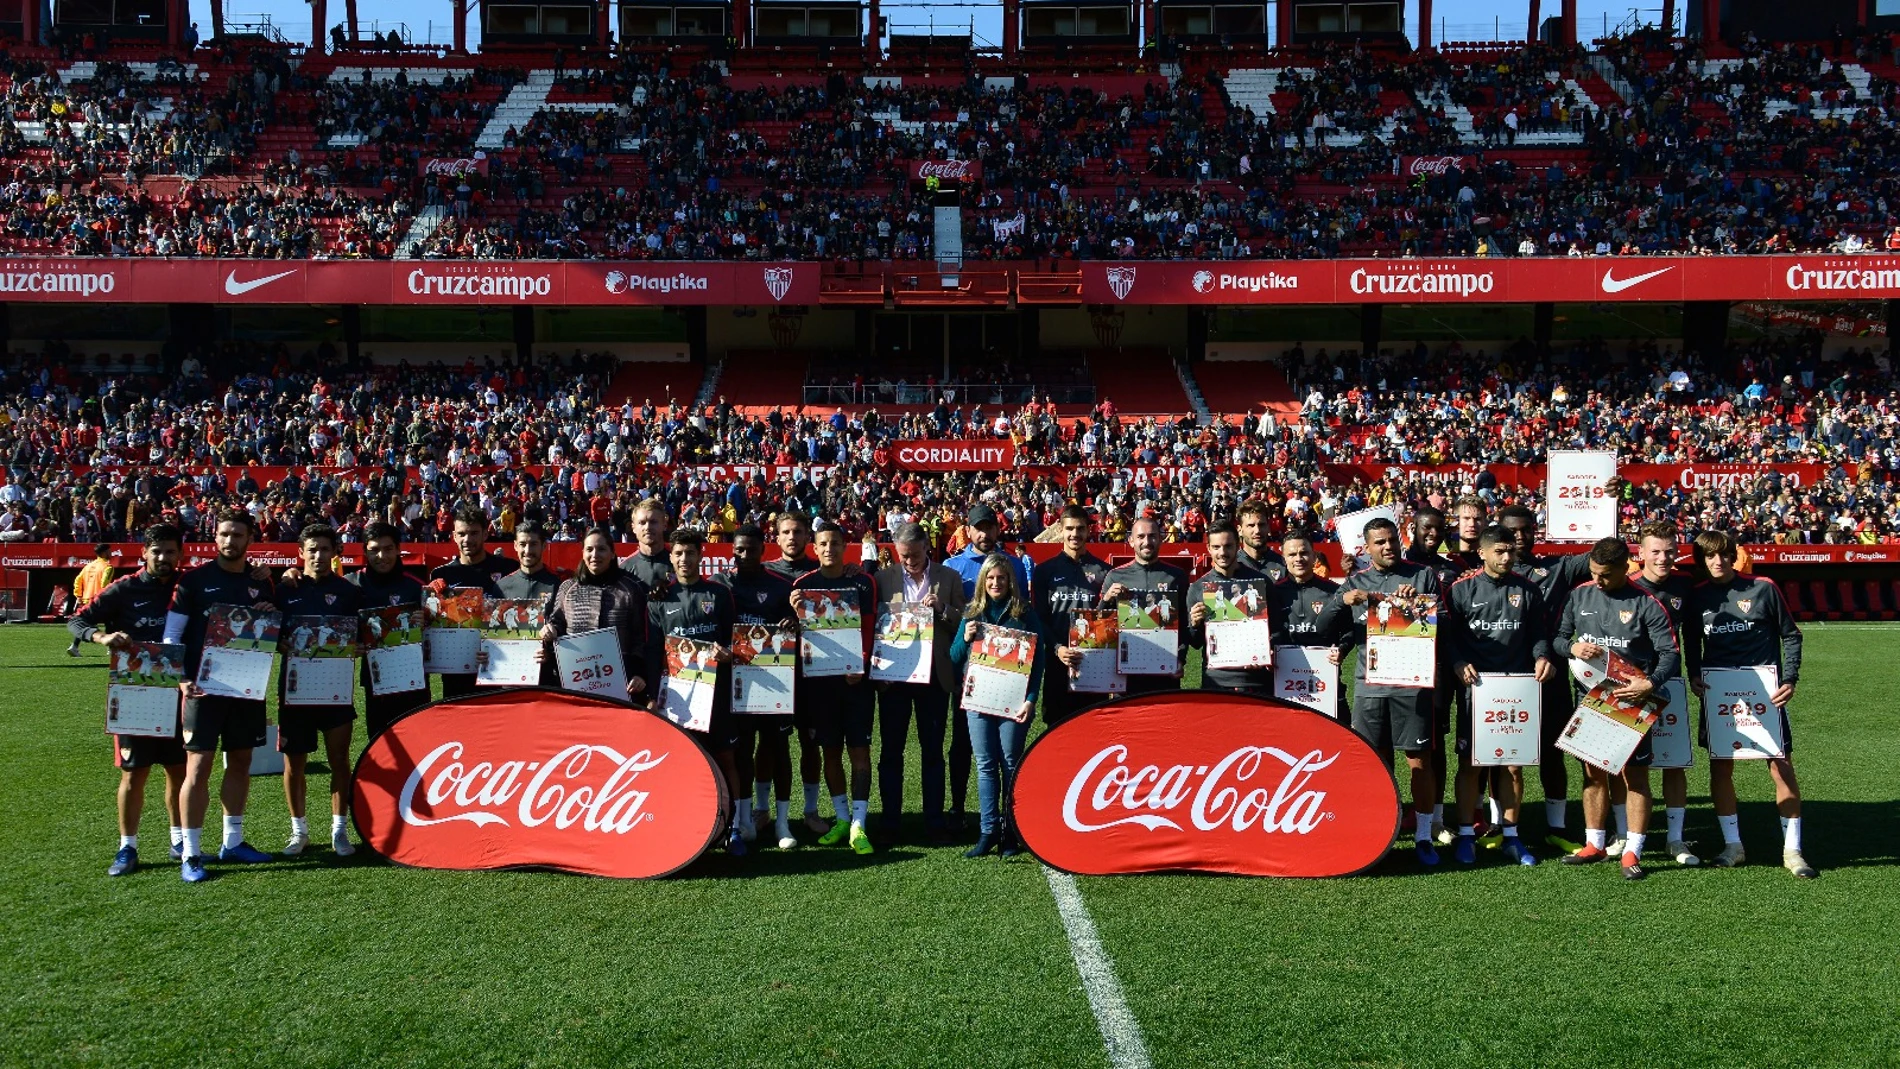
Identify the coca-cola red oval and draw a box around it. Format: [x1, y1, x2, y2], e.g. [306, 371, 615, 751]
[351, 690, 728, 878]
[1012, 692, 1399, 878]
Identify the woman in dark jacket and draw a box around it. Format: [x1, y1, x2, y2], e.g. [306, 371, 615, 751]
[949, 552, 1046, 858]
[542, 527, 651, 698]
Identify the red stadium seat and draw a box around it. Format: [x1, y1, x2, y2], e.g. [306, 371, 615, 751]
[1836, 580, 1871, 621]
[1805, 580, 1840, 621]
[1779, 580, 1810, 621]
[1860, 580, 1890, 620]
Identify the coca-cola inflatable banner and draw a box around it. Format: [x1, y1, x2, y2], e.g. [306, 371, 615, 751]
[1012, 692, 1399, 877]
[351, 690, 729, 878]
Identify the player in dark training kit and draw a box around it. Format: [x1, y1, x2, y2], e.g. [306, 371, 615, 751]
[621, 498, 677, 589]
[350, 522, 430, 738]
[1187, 522, 1279, 697]
[274, 524, 362, 858]
[1101, 517, 1189, 696]
[791, 522, 879, 855]
[1554, 538, 1680, 880]
[1033, 506, 1110, 727]
[1685, 530, 1812, 878]
[164, 509, 279, 883]
[1269, 534, 1345, 719]
[430, 506, 516, 698]
[648, 531, 746, 854]
[1630, 522, 1703, 867]
[497, 521, 564, 687]
[767, 511, 827, 827]
[721, 524, 800, 849]
[72, 524, 187, 876]
[1440, 525, 1551, 867]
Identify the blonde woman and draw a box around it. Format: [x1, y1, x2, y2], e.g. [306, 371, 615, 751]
[949, 553, 1046, 858]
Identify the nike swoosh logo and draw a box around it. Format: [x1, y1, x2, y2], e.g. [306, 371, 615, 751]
[1601, 266, 1674, 294]
[224, 269, 296, 296]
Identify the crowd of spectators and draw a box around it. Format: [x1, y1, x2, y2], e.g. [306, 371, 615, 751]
[0, 328, 1893, 552]
[6, 33, 1900, 258]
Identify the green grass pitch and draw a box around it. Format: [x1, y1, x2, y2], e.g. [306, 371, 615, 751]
[3, 623, 1897, 1068]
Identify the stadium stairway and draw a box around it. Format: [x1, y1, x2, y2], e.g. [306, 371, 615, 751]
[1189, 359, 1304, 423]
[1176, 361, 1213, 423]
[397, 206, 448, 259]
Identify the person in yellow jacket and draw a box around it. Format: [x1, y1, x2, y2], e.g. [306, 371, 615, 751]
[67, 544, 115, 655]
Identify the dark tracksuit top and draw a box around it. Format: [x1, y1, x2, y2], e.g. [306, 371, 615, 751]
[72, 570, 175, 644]
[499, 565, 565, 685]
[1631, 572, 1696, 637]
[1032, 551, 1110, 651]
[1186, 563, 1282, 691]
[1554, 580, 1681, 687]
[622, 549, 675, 591]
[766, 553, 817, 585]
[1335, 560, 1440, 700]
[1272, 574, 1346, 652]
[1240, 547, 1288, 583]
[1442, 568, 1552, 677]
[1684, 575, 1803, 684]
[166, 562, 278, 679]
[349, 566, 429, 702]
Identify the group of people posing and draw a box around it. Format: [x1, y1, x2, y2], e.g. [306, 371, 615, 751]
[71, 492, 1811, 883]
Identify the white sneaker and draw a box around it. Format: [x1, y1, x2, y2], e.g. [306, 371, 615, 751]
[1783, 850, 1817, 878]
[775, 820, 797, 850]
[1607, 837, 1627, 857]
[283, 833, 310, 856]
[736, 814, 758, 843]
[332, 831, 356, 857]
[1668, 840, 1701, 866]
[1433, 820, 1453, 846]
[1713, 842, 1747, 868]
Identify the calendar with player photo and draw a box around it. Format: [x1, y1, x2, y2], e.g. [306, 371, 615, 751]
[1364, 592, 1436, 688]
[478, 598, 548, 687]
[195, 604, 282, 699]
[659, 635, 721, 732]
[1116, 593, 1180, 676]
[1068, 608, 1126, 695]
[794, 589, 864, 677]
[360, 605, 427, 696]
[424, 586, 485, 674]
[870, 602, 934, 684]
[1556, 681, 1659, 774]
[1202, 581, 1273, 670]
[960, 624, 1038, 721]
[732, 623, 797, 713]
[282, 615, 359, 706]
[106, 641, 185, 737]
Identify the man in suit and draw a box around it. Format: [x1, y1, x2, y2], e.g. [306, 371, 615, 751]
[874, 522, 968, 844]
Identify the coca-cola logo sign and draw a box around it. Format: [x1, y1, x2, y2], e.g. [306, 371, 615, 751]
[910, 159, 981, 182]
[351, 690, 728, 878]
[1012, 692, 1399, 877]
[1398, 154, 1476, 176]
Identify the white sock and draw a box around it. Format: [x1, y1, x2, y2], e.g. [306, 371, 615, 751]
[1666, 806, 1687, 841]
[775, 800, 790, 825]
[1486, 796, 1502, 825]
[1784, 817, 1803, 853]
[1585, 827, 1607, 850]
[290, 816, 308, 838]
[736, 799, 753, 827]
[803, 783, 821, 814]
[851, 799, 868, 825]
[331, 814, 349, 835]
[1501, 825, 1519, 838]
[1612, 804, 1628, 839]
[1718, 813, 1742, 844]
[754, 779, 771, 812]
[222, 815, 244, 851]
[831, 794, 849, 825]
[1545, 799, 1567, 830]
[1414, 812, 1434, 842]
[183, 827, 203, 858]
[169, 826, 184, 847]
[120, 834, 138, 850]
[1626, 832, 1647, 858]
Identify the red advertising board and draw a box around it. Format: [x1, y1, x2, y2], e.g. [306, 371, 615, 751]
[890, 439, 1018, 470]
[351, 689, 728, 878]
[1012, 691, 1400, 877]
[9, 255, 1900, 306]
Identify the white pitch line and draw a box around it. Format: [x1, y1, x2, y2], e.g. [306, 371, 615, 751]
[1043, 867, 1154, 1069]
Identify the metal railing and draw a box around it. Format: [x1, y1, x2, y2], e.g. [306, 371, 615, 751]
[803, 382, 1091, 406]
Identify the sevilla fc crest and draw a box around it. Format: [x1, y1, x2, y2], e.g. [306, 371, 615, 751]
[325, 594, 338, 605]
[764, 267, 794, 302]
[1310, 600, 1323, 614]
[1618, 610, 1633, 624]
[1670, 596, 1682, 610]
[1737, 599, 1753, 613]
[1106, 266, 1138, 301]
[247, 587, 260, 598]
[1508, 593, 1522, 608]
